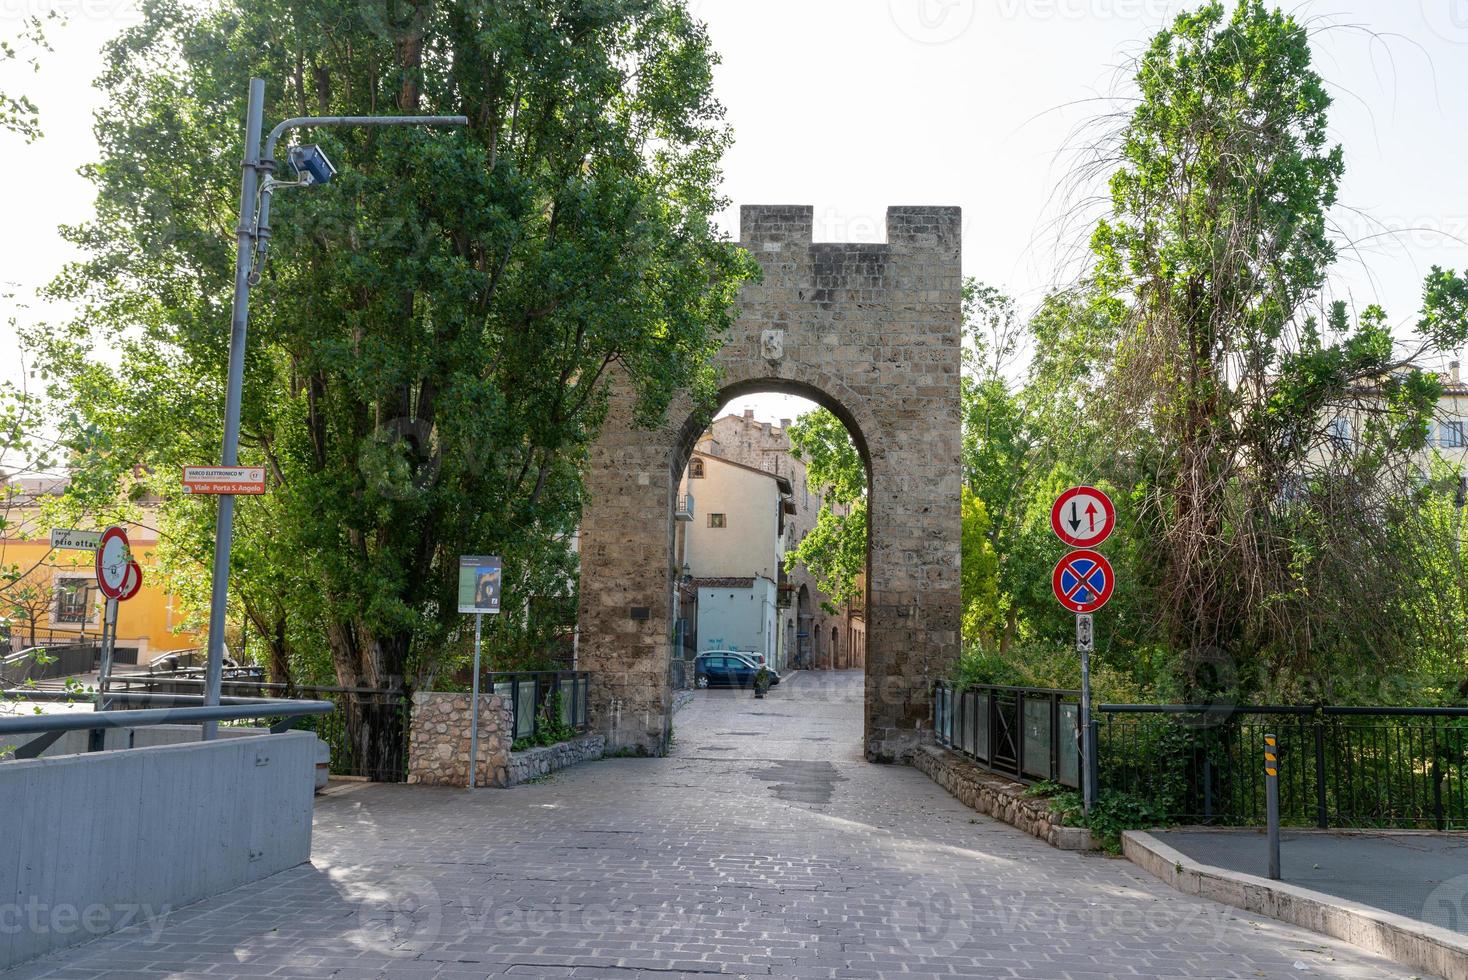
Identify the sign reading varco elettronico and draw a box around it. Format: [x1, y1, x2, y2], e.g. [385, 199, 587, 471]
[182, 466, 267, 494]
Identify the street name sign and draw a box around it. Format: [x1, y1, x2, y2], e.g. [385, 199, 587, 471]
[50, 529, 101, 550]
[1051, 549, 1115, 614]
[182, 466, 267, 495]
[1050, 486, 1115, 548]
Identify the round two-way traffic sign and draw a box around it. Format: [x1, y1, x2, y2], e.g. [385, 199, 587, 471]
[95, 526, 132, 600]
[1052, 549, 1115, 613]
[1050, 486, 1116, 548]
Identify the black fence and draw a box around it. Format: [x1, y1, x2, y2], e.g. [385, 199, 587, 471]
[483, 671, 590, 745]
[1097, 704, 1468, 830]
[105, 673, 411, 782]
[1, 642, 140, 685]
[932, 680, 1082, 789]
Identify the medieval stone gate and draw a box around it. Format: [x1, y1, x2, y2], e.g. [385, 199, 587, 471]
[578, 205, 962, 762]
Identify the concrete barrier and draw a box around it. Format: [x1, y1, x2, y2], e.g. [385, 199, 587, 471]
[1123, 830, 1468, 980]
[0, 731, 318, 970]
[6, 723, 331, 791]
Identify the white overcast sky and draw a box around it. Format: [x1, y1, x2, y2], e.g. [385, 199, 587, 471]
[2, 0, 1466, 426]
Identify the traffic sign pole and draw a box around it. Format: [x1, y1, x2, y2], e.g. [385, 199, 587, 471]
[1052, 487, 1118, 816]
[1076, 613, 1095, 815]
[468, 612, 483, 791]
[87, 597, 119, 752]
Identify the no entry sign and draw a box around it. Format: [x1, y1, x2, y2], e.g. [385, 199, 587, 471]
[1051, 549, 1115, 614]
[95, 526, 133, 600]
[1050, 486, 1115, 548]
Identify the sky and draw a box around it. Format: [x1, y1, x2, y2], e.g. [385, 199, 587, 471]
[2, 0, 1466, 429]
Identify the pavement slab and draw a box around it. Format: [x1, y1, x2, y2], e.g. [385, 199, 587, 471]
[1, 671, 1435, 979]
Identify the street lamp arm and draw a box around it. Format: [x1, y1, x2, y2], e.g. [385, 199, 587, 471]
[263, 115, 470, 160]
[249, 113, 470, 285]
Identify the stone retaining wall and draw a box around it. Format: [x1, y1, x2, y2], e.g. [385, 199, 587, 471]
[505, 732, 606, 784]
[912, 744, 1094, 851]
[408, 692, 606, 788]
[408, 691, 512, 788]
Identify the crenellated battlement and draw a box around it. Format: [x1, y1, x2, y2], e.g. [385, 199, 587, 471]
[739, 204, 961, 255]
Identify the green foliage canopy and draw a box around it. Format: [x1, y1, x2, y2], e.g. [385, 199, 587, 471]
[31, 0, 755, 729]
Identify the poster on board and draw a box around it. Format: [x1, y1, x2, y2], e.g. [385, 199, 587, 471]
[457, 555, 502, 614]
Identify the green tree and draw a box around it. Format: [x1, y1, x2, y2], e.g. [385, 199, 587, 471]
[785, 408, 865, 612]
[32, 0, 754, 773]
[959, 486, 1000, 644]
[1091, 0, 1468, 690]
[0, 12, 58, 142]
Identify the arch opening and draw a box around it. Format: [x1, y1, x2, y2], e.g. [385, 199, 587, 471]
[670, 386, 869, 687]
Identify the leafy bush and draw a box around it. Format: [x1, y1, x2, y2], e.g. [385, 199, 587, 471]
[510, 692, 578, 752]
[1050, 788, 1173, 854]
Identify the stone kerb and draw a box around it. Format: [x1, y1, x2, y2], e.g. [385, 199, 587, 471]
[407, 691, 512, 788]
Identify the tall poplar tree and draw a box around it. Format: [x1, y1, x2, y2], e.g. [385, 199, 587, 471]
[33, 0, 754, 773]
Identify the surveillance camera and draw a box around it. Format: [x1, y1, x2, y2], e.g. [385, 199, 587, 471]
[288, 144, 336, 186]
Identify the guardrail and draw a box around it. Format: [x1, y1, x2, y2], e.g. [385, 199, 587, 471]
[100, 674, 409, 781]
[1096, 703, 1468, 830]
[932, 680, 1082, 789]
[483, 671, 590, 745]
[0, 689, 333, 760]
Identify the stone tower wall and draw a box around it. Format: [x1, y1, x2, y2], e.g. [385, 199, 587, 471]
[579, 205, 963, 762]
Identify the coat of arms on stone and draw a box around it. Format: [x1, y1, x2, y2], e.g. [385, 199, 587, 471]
[760, 329, 785, 362]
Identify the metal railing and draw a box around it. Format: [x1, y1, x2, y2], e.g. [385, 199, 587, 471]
[483, 671, 590, 745]
[1097, 704, 1468, 830]
[675, 493, 694, 521]
[0, 689, 333, 759]
[102, 674, 410, 782]
[669, 657, 692, 691]
[1, 643, 106, 685]
[933, 680, 1082, 789]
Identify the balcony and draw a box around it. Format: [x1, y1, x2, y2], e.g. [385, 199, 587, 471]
[674, 492, 694, 522]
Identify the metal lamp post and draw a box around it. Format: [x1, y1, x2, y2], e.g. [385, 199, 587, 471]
[201, 78, 467, 737]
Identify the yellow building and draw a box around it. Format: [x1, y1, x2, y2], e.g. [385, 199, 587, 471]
[0, 476, 200, 663]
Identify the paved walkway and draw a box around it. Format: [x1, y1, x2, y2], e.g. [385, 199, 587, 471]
[1154, 828, 1468, 934]
[3, 671, 1432, 979]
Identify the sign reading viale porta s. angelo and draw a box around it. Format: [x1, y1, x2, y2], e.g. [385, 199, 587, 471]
[182, 466, 267, 494]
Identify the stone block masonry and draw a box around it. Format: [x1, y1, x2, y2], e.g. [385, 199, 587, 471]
[912, 744, 1096, 851]
[407, 692, 606, 787]
[505, 732, 606, 784]
[580, 205, 963, 762]
[407, 692, 511, 788]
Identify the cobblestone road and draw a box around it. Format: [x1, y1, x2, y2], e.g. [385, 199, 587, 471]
[4, 671, 1430, 979]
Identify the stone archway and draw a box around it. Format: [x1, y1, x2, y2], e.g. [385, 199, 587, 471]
[578, 205, 962, 762]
